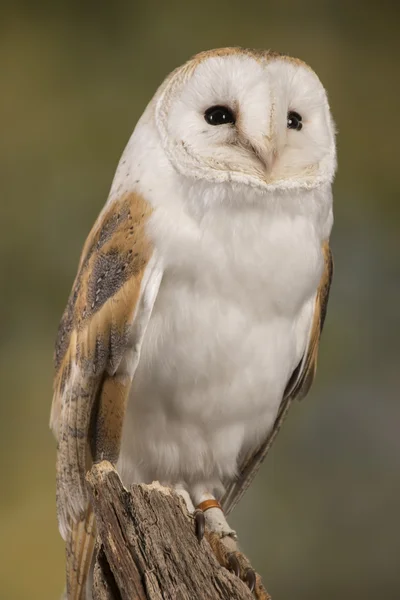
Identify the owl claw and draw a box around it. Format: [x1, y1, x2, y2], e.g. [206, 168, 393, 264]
[244, 568, 256, 593]
[227, 552, 241, 578]
[194, 509, 205, 542]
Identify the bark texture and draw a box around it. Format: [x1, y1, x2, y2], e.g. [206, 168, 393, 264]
[86, 461, 270, 600]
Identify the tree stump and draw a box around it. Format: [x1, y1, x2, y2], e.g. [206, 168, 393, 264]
[86, 461, 270, 600]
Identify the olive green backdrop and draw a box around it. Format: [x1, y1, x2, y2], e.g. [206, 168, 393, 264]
[1, 1, 399, 599]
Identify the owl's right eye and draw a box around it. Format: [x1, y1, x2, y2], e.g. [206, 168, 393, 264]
[204, 106, 235, 126]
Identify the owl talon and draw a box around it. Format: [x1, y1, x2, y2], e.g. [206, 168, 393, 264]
[244, 568, 256, 593]
[227, 552, 241, 578]
[194, 509, 205, 542]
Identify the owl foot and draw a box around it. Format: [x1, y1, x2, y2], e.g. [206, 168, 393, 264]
[194, 498, 232, 542]
[175, 486, 269, 598]
[196, 498, 237, 539]
[206, 531, 270, 600]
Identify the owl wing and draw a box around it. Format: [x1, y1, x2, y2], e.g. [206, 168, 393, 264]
[50, 191, 162, 600]
[221, 241, 333, 515]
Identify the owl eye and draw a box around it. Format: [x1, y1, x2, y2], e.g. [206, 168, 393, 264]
[204, 105, 235, 126]
[287, 111, 303, 131]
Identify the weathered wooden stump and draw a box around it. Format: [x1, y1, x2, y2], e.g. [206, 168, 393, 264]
[86, 461, 270, 600]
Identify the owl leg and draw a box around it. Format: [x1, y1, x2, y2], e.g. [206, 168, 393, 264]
[172, 485, 268, 598]
[173, 485, 233, 545]
[189, 488, 268, 598]
[191, 488, 237, 540]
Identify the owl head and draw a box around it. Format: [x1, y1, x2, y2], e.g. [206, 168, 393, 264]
[152, 48, 336, 194]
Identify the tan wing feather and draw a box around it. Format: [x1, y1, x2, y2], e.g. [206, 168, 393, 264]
[51, 192, 158, 599]
[221, 241, 333, 515]
[65, 507, 96, 600]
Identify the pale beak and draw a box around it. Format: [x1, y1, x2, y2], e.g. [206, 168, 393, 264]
[248, 135, 275, 173]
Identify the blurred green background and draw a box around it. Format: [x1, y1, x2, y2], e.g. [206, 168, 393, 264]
[1, 1, 399, 599]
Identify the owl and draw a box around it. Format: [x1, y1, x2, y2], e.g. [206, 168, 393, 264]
[51, 47, 336, 599]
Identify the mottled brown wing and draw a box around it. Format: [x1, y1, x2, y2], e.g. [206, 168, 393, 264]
[50, 192, 162, 600]
[221, 241, 333, 515]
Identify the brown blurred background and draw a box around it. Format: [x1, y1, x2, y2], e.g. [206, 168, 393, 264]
[0, 1, 399, 599]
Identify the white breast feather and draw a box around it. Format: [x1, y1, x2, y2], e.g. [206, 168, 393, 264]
[116, 126, 331, 492]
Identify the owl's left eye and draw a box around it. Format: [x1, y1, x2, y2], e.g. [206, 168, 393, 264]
[287, 111, 303, 131]
[204, 106, 235, 126]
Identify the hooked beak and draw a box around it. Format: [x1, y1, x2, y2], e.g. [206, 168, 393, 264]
[248, 136, 276, 173]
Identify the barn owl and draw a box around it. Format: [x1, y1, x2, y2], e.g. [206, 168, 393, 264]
[51, 47, 336, 599]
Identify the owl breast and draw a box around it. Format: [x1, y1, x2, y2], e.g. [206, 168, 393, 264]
[119, 194, 326, 490]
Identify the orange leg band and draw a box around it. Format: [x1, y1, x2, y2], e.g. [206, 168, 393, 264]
[196, 499, 223, 513]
